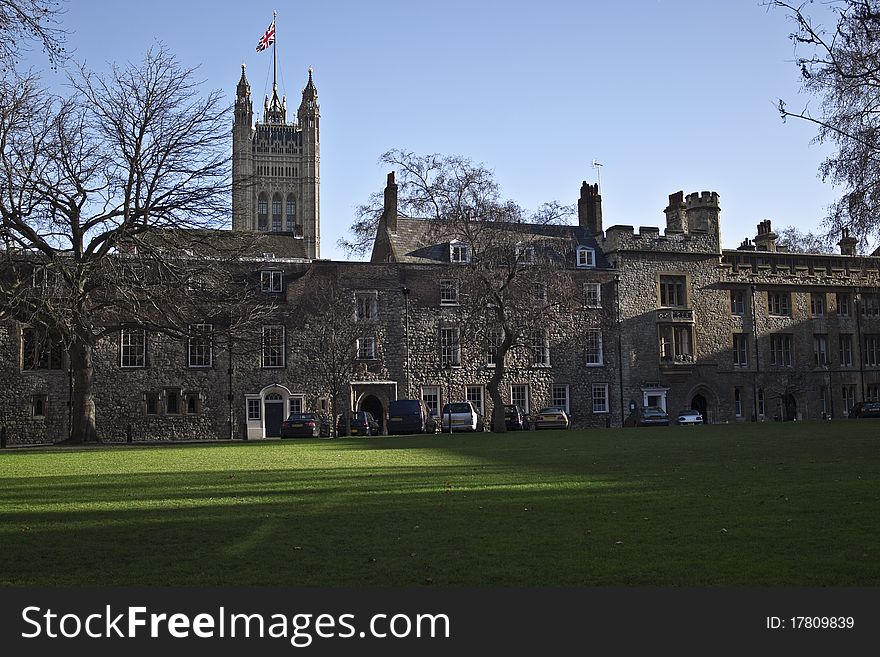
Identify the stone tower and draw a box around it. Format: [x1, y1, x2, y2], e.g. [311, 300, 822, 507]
[232, 64, 321, 258]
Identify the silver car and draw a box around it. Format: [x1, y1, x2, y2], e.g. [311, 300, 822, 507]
[676, 409, 703, 425]
[440, 402, 483, 432]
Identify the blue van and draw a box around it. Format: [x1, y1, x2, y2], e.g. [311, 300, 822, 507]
[387, 399, 439, 435]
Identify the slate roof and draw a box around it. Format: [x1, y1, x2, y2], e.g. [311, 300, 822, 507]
[383, 217, 612, 268]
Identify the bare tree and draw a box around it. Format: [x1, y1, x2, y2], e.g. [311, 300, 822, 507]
[776, 224, 835, 253]
[349, 150, 581, 432]
[771, 0, 880, 249]
[293, 277, 366, 436]
[0, 47, 270, 443]
[0, 0, 67, 72]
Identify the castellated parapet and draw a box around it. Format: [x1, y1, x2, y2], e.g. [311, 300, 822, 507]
[602, 190, 722, 256]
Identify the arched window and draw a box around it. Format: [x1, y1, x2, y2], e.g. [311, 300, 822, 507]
[286, 194, 296, 232]
[257, 195, 268, 231]
[272, 194, 282, 232]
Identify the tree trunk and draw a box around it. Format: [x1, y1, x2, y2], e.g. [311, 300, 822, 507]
[487, 358, 508, 433]
[66, 339, 98, 444]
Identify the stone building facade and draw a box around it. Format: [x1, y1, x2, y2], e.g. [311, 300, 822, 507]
[3, 63, 880, 445]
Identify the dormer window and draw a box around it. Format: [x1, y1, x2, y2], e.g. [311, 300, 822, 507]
[576, 246, 596, 268]
[450, 242, 470, 264]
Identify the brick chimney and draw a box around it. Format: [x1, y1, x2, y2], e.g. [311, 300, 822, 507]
[754, 219, 777, 252]
[382, 171, 398, 233]
[838, 227, 858, 256]
[577, 182, 603, 235]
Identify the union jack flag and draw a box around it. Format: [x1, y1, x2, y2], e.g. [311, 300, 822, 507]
[256, 18, 275, 52]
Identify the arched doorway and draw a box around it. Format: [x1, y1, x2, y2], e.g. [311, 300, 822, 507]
[361, 395, 384, 433]
[691, 394, 708, 424]
[264, 392, 284, 437]
[782, 394, 797, 421]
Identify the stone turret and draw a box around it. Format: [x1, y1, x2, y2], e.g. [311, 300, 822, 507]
[577, 182, 603, 235]
[382, 171, 398, 233]
[664, 191, 687, 233]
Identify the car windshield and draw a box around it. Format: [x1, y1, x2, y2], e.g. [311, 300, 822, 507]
[443, 403, 472, 413]
[679, 410, 699, 416]
[539, 407, 564, 414]
[644, 408, 666, 416]
[287, 413, 314, 420]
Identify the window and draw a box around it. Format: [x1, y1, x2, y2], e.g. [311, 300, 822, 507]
[271, 194, 282, 232]
[247, 398, 261, 421]
[357, 336, 376, 360]
[531, 329, 550, 366]
[734, 387, 743, 418]
[286, 194, 296, 232]
[659, 325, 693, 363]
[584, 282, 601, 308]
[810, 293, 825, 316]
[770, 334, 793, 366]
[440, 279, 458, 305]
[289, 396, 304, 415]
[261, 325, 285, 368]
[31, 394, 47, 418]
[758, 388, 766, 417]
[261, 270, 283, 293]
[450, 242, 470, 263]
[864, 334, 880, 366]
[188, 324, 213, 368]
[862, 294, 880, 317]
[730, 290, 745, 316]
[487, 329, 500, 367]
[21, 328, 63, 370]
[517, 244, 535, 264]
[585, 329, 603, 366]
[842, 385, 856, 415]
[466, 385, 484, 415]
[165, 389, 181, 415]
[576, 246, 596, 268]
[768, 291, 791, 316]
[422, 386, 441, 417]
[592, 383, 609, 414]
[837, 293, 851, 317]
[733, 334, 748, 367]
[120, 328, 146, 368]
[820, 386, 829, 416]
[355, 292, 378, 321]
[866, 384, 880, 402]
[813, 334, 828, 366]
[144, 391, 160, 415]
[185, 392, 201, 415]
[839, 334, 854, 367]
[511, 384, 530, 413]
[659, 275, 686, 307]
[440, 327, 461, 367]
[552, 384, 570, 413]
[257, 195, 268, 230]
[533, 282, 548, 303]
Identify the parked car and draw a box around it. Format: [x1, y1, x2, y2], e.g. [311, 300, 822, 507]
[387, 399, 440, 435]
[638, 406, 670, 427]
[849, 401, 880, 419]
[533, 406, 570, 430]
[337, 411, 380, 436]
[676, 409, 703, 425]
[280, 412, 332, 438]
[503, 404, 531, 431]
[440, 401, 483, 432]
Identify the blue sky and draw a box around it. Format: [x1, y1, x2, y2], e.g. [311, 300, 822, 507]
[24, 0, 840, 260]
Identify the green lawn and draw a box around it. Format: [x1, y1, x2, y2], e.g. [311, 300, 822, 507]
[1, 422, 878, 586]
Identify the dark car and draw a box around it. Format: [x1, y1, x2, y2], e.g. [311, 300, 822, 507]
[849, 401, 880, 418]
[638, 406, 670, 427]
[387, 399, 439, 435]
[503, 404, 530, 430]
[337, 411, 380, 436]
[280, 412, 332, 438]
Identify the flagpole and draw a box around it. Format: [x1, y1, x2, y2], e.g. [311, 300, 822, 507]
[272, 9, 277, 93]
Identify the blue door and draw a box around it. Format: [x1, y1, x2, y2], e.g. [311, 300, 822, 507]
[265, 402, 284, 437]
